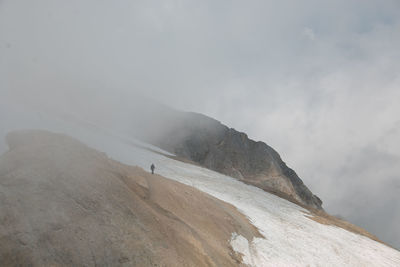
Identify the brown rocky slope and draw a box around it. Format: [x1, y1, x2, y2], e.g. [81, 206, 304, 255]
[0, 130, 261, 266]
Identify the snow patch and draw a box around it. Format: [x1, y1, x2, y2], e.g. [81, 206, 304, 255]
[230, 233, 254, 266]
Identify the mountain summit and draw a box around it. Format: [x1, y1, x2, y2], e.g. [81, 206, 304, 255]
[131, 104, 322, 209]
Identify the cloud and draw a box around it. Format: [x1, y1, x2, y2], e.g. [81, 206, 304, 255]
[327, 145, 400, 247]
[303, 27, 316, 41]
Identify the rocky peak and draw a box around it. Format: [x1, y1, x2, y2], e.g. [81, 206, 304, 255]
[134, 110, 323, 210]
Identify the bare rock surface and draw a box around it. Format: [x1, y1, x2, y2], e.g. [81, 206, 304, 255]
[133, 106, 322, 209]
[0, 130, 260, 266]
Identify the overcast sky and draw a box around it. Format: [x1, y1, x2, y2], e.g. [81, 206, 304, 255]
[1, 0, 399, 249]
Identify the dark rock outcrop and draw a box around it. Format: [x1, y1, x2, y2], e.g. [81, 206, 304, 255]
[134, 109, 322, 210]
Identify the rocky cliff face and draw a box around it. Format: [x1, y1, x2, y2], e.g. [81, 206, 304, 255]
[134, 110, 322, 210]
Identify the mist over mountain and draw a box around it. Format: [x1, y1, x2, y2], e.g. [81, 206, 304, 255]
[0, 89, 400, 265]
[1, 0, 400, 258]
[2, 85, 400, 250]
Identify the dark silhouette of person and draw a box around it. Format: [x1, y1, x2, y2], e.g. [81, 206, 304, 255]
[150, 163, 155, 174]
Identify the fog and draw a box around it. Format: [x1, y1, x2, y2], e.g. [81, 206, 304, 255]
[1, 0, 399, 249]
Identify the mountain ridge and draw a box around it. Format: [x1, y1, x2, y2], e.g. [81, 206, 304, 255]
[1, 128, 399, 266]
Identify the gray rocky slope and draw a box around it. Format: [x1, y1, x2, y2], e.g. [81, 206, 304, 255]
[130, 103, 322, 210]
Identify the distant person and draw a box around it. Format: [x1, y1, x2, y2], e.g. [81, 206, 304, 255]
[150, 163, 155, 174]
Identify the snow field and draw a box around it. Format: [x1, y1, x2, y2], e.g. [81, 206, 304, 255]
[1, 105, 399, 266]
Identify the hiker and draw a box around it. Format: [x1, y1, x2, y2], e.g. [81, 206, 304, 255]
[150, 163, 155, 174]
